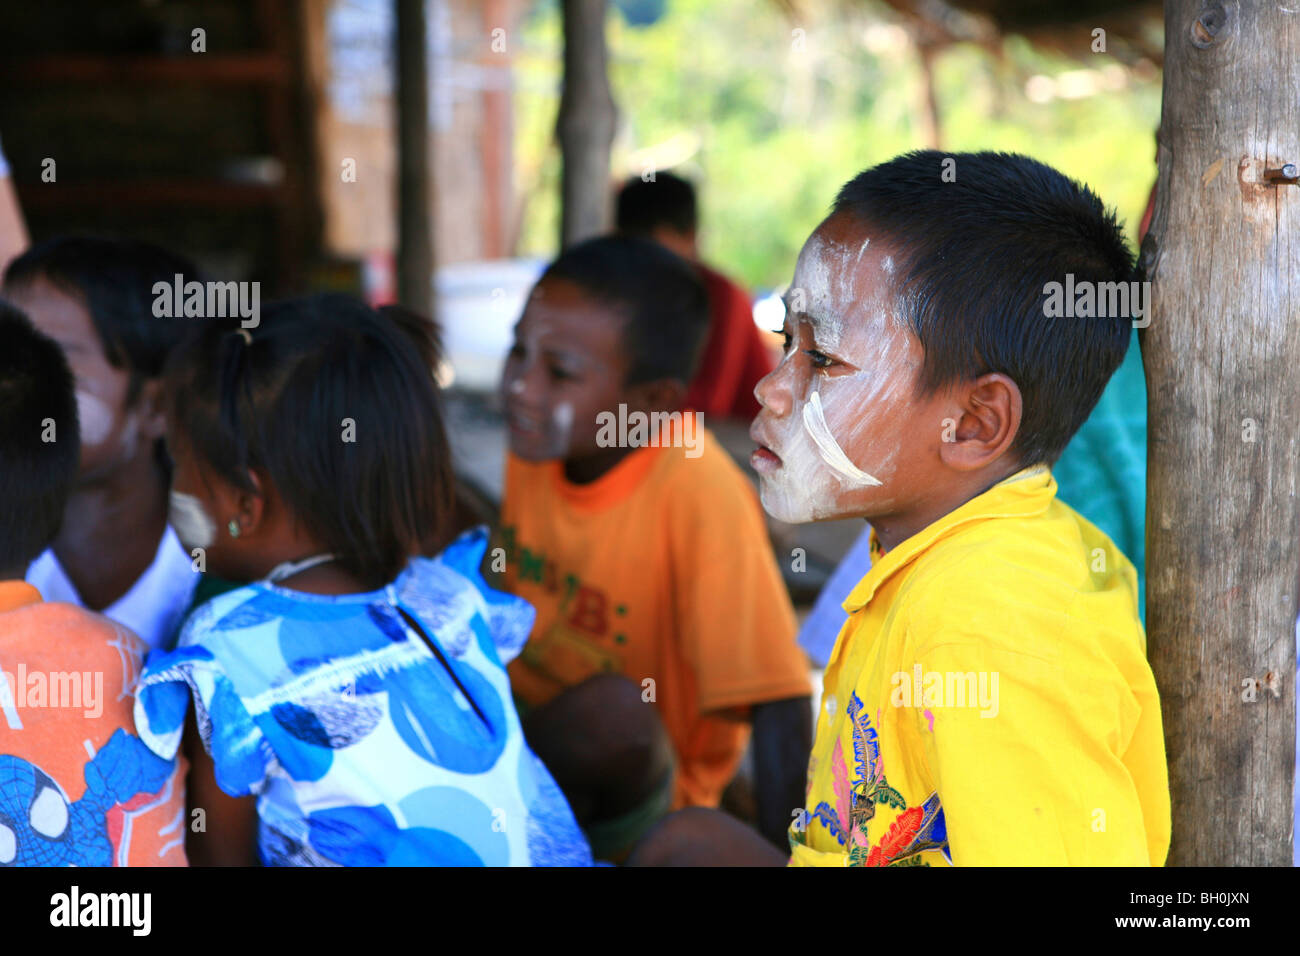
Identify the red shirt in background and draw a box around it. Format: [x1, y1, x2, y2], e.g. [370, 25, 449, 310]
[686, 264, 774, 421]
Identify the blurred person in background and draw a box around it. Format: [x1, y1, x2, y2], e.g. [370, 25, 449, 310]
[0, 131, 29, 272]
[616, 170, 774, 421]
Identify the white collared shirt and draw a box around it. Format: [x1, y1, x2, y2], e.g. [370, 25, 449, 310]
[26, 525, 199, 651]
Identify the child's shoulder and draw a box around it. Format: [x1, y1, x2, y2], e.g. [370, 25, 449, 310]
[912, 493, 1132, 587]
[651, 425, 760, 509]
[172, 581, 277, 648]
[402, 527, 536, 665]
[3, 599, 146, 660]
[898, 506, 1142, 656]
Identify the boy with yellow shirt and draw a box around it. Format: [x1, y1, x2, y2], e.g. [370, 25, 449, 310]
[495, 235, 812, 859]
[631, 151, 1170, 867]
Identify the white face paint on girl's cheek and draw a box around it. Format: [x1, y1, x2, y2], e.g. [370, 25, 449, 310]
[75, 391, 114, 446]
[168, 490, 216, 551]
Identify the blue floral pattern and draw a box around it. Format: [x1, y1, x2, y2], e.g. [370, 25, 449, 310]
[134, 528, 592, 867]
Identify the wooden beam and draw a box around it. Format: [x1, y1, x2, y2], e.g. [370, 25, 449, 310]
[480, 0, 512, 259]
[14, 180, 280, 209]
[1144, 0, 1299, 865]
[0, 54, 289, 85]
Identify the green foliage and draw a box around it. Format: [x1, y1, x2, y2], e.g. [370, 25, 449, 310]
[513, 0, 1161, 291]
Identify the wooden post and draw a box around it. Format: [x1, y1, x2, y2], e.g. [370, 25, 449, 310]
[480, 0, 512, 259]
[1144, 0, 1299, 865]
[395, 0, 433, 316]
[557, 0, 616, 249]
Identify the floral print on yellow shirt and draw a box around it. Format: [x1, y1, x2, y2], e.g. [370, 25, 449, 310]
[796, 690, 949, 867]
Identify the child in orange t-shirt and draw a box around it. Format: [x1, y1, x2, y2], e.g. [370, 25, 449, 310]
[496, 235, 811, 858]
[0, 301, 187, 867]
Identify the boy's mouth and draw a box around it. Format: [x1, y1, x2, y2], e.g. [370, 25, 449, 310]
[505, 404, 547, 436]
[749, 421, 783, 473]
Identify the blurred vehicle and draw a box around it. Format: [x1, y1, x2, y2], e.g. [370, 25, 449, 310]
[435, 257, 546, 392]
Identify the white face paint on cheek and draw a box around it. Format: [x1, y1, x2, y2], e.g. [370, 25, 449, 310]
[759, 227, 913, 522]
[755, 375, 848, 524]
[552, 401, 573, 453]
[757, 342, 909, 523]
[74, 391, 114, 446]
[116, 410, 141, 461]
[168, 490, 216, 551]
[757, 416, 839, 523]
[802, 388, 882, 486]
[808, 334, 909, 492]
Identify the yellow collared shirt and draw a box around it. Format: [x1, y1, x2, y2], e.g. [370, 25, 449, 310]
[789, 466, 1170, 866]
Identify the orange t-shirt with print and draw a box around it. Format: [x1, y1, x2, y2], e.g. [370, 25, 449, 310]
[500, 427, 810, 808]
[0, 581, 188, 866]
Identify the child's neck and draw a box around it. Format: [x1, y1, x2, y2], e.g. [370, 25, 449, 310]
[872, 463, 1025, 553]
[563, 444, 637, 485]
[269, 559, 373, 596]
[51, 454, 168, 610]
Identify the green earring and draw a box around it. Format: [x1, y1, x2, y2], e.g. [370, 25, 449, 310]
[227, 520, 241, 538]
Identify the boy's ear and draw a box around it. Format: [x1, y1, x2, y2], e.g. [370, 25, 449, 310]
[627, 378, 689, 414]
[937, 373, 1022, 472]
[136, 377, 168, 441]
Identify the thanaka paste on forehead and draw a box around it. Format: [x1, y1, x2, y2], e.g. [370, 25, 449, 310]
[798, 234, 852, 351]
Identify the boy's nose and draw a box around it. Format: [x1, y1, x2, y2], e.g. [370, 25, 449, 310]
[754, 362, 793, 418]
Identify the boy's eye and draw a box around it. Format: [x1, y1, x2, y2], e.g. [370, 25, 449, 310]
[549, 365, 576, 382]
[804, 350, 833, 370]
[781, 331, 794, 353]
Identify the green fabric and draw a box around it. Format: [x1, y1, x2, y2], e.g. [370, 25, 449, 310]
[582, 768, 676, 863]
[191, 573, 242, 610]
[1052, 339, 1148, 623]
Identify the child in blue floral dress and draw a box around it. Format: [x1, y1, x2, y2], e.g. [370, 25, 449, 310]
[133, 294, 591, 866]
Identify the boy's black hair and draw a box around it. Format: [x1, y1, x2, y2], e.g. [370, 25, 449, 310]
[538, 234, 710, 386]
[378, 303, 445, 373]
[4, 235, 202, 404]
[831, 150, 1136, 468]
[164, 294, 455, 588]
[0, 299, 80, 572]
[615, 170, 698, 237]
